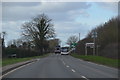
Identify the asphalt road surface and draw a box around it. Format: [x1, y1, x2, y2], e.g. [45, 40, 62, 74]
[2, 54, 119, 79]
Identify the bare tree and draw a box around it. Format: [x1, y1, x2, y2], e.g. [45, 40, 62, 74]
[22, 14, 55, 54]
[66, 35, 78, 46]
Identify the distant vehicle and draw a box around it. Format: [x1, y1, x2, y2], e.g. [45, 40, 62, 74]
[54, 45, 61, 54]
[61, 47, 69, 55]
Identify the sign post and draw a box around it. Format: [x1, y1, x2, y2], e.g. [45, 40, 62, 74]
[85, 43, 94, 56]
[92, 31, 97, 56]
[85, 45, 87, 56]
[70, 43, 77, 53]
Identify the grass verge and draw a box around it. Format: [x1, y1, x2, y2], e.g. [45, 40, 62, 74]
[71, 54, 120, 68]
[2, 53, 50, 67]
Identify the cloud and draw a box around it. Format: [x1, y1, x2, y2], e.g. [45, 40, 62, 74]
[2, 2, 41, 7]
[55, 21, 91, 39]
[2, 2, 91, 21]
[2, 21, 22, 41]
[2, 0, 119, 2]
[100, 0, 119, 2]
[40, 2, 91, 12]
[2, 3, 40, 21]
[2, 2, 117, 46]
[68, 9, 90, 20]
[2, 2, 92, 45]
[96, 2, 118, 12]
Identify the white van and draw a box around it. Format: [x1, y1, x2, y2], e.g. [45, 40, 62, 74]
[54, 46, 61, 54]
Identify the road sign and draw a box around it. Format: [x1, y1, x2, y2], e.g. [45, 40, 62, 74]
[70, 43, 77, 48]
[72, 43, 77, 46]
[85, 43, 94, 48]
[85, 43, 94, 56]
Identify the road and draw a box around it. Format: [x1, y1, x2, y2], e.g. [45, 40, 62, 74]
[2, 54, 119, 79]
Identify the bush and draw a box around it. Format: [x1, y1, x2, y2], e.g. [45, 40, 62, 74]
[3, 48, 40, 58]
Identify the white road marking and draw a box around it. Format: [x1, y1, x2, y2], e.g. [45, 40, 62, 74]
[66, 65, 69, 67]
[87, 61, 116, 70]
[87, 62, 96, 64]
[60, 58, 66, 65]
[71, 69, 76, 72]
[62, 60, 65, 65]
[81, 76, 86, 78]
[88, 62, 98, 65]
[81, 76, 89, 80]
[78, 59, 83, 61]
[98, 64, 115, 69]
[63, 61, 66, 65]
[0, 61, 35, 78]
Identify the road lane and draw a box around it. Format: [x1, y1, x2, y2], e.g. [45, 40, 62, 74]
[2, 54, 119, 79]
[60, 55, 118, 78]
[3, 54, 82, 78]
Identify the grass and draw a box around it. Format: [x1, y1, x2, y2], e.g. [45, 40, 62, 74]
[71, 54, 120, 68]
[2, 53, 50, 67]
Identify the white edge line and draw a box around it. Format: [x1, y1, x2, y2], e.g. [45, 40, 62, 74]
[81, 76, 89, 80]
[0, 61, 35, 78]
[71, 69, 76, 72]
[87, 61, 117, 70]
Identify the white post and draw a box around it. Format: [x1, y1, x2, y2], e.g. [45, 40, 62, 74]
[79, 33, 80, 41]
[92, 31, 97, 56]
[93, 37, 95, 56]
[85, 44, 87, 56]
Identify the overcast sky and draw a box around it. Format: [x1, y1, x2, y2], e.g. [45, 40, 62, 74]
[1, 1, 118, 46]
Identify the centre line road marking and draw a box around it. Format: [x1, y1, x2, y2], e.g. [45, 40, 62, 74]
[1, 61, 35, 78]
[62, 61, 66, 65]
[81, 76, 89, 80]
[71, 69, 76, 72]
[66, 65, 69, 68]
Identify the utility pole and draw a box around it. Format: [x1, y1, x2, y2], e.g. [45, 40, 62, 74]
[92, 31, 97, 56]
[85, 44, 87, 56]
[96, 45, 100, 56]
[79, 33, 80, 41]
[93, 36, 95, 56]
